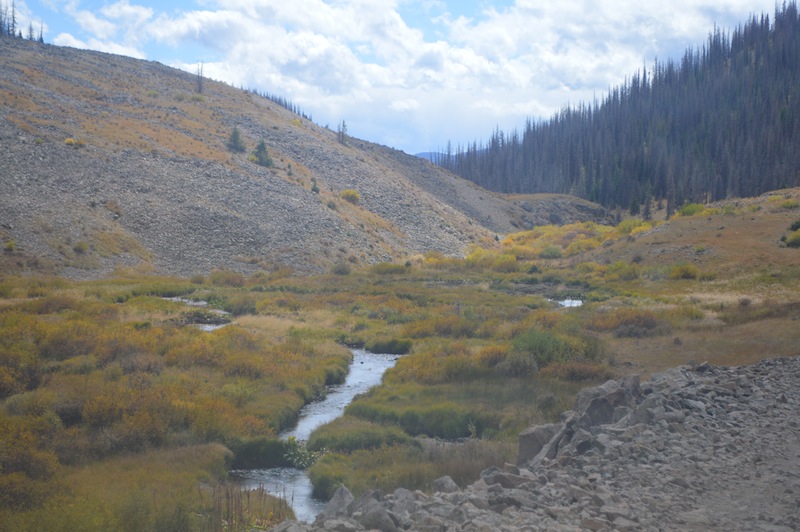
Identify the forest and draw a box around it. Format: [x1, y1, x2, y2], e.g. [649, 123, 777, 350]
[435, 2, 800, 215]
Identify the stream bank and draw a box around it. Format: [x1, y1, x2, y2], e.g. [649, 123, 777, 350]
[231, 349, 399, 523]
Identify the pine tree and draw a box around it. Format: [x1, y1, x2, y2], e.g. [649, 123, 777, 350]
[226, 127, 246, 153]
[251, 140, 273, 167]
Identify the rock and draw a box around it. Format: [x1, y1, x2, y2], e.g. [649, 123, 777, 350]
[432, 475, 459, 494]
[518, 422, 563, 465]
[316, 486, 354, 523]
[273, 357, 800, 532]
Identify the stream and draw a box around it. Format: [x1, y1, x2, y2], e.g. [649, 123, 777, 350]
[230, 349, 400, 523]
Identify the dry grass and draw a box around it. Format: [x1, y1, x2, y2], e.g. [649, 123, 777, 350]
[609, 317, 800, 378]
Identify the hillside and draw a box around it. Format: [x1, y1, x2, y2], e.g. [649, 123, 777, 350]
[0, 37, 610, 279]
[437, 2, 800, 212]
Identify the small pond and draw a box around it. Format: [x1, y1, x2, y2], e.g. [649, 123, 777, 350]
[231, 349, 400, 523]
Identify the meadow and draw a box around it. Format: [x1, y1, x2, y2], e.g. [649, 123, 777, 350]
[1, 192, 799, 530]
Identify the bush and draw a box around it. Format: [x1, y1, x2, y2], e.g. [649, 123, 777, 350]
[781, 199, 799, 210]
[678, 203, 706, 216]
[370, 262, 408, 275]
[790, 220, 800, 232]
[331, 262, 351, 275]
[4, 240, 15, 252]
[365, 338, 411, 355]
[510, 329, 571, 369]
[228, 437, 290, 469]
[669, 263, 699, 280]
[786, 230, 800, 248]
[307, 417, 411, 453]
[340, 189, 361, 205]
[538, 246, 563, 259]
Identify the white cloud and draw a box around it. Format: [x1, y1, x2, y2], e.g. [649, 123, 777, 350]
[390, 98, 421, 111]
[36, 0, 781, 153]
[52, 32, 147, 59]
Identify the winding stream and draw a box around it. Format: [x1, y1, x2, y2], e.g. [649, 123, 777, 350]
[231, 349, 400, 523]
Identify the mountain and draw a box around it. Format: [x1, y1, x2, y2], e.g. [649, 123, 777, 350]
[436, 2, 800, 214]
[0, 37, 610, 279]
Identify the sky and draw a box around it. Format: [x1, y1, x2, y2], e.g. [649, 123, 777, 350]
[11, 0, 779, 154]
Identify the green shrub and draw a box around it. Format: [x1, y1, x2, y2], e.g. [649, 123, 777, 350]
[678, 203, 706, 216]
[538, 246, 563, 259]
[786, 230, 800, 248]
[509, 329, 571, 370]
[790, 220, 800, 232]
[781, 199, 799, 210]
[331, 262, 351, 275]
[307, 418, 411, 453]
[365, 338, 411, 354]
[4, 240, 15, 253]
[208, 269, 245, 287]
[370, 263, 408, 275]
[72, 241, 89, 255]
[669, 263, 699, 280]
[605, 260, 639, 281]
[340, 189, 361, 205]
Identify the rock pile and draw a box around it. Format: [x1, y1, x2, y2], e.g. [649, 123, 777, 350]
[274, 356, 800, 531]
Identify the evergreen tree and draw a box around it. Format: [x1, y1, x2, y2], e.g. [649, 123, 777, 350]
[251, 140, 273, 167]
[226, 127, 246, 153]
[436, 2, 800, 210]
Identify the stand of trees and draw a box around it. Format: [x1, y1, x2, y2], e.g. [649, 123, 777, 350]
[0, 1, 43, 42]
[435, 2, 800, 213]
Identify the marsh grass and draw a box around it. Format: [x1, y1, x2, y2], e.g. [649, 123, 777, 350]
[2, 198, 799, 526]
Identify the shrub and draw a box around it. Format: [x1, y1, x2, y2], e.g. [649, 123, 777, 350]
[4, 240, 15, 252]
[669, 263, 699, 280]
[617, 218, 645, 235]
[790, 220, 800, 232]
[331, 262, 351, 275]
[538, 246, 563, 259]
[340, 189, 361, 205]
[678, 203, 706, 216]
[365, 338, 411, 354]
[208, 269, 245, 287]
[781, 199, 799, 210]
[72, 241, 89, 254]
[307, 417, 411, 453]
[540, 361, 614, 382]
[509, 329, 570, 370]
[605, 261, 639, 281]
[786, 230, 800, 248]
[370, 262, 408, 275]
[64, 137, 85, 148]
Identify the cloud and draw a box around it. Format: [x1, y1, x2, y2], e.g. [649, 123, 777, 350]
[390, 98, 421, 112]
[38, 0, 780, 153]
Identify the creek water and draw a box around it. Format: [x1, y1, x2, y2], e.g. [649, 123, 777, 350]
[231, 349, 400, 523]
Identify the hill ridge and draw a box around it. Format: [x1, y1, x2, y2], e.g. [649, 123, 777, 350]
[0, 37, 610, 278]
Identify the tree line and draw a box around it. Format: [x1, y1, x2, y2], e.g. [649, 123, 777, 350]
[435, 2, 800, 214]
[0, 0, 43, 42]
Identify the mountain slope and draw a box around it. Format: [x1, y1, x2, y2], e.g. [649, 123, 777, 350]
[436, 2, 800, 212]
[0, 37, 609, 278]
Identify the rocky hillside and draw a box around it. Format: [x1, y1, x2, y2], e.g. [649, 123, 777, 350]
[279, 356, 800, 531]
[0, 37, 610, 279]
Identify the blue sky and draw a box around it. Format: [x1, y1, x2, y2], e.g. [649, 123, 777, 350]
[13, 1, 778, 154]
